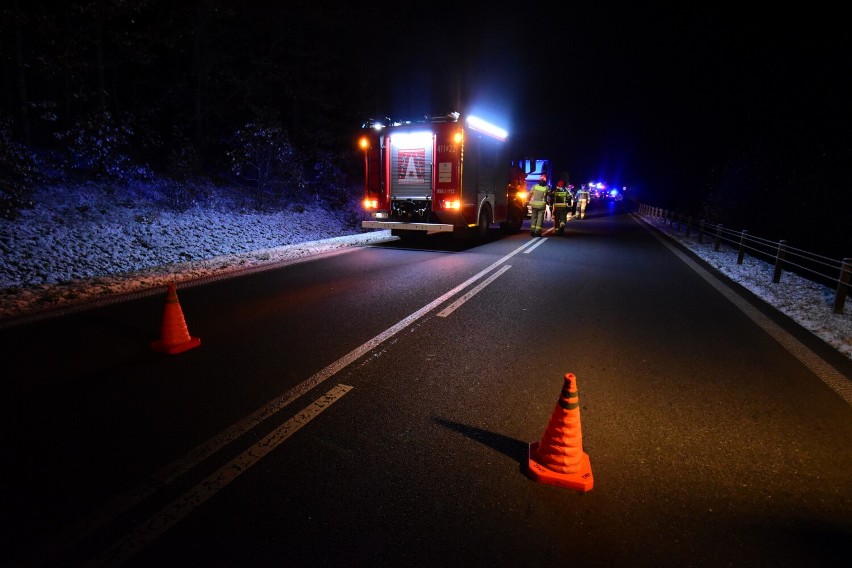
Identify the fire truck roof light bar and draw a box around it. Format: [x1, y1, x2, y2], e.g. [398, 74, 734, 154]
[362, 112, 464, 131]
[465, 115, 508, 141]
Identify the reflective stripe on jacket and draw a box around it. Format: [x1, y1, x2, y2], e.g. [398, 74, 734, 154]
[530, 183, 549, 208]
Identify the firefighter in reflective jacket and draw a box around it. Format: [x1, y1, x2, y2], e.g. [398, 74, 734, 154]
[529, 175, 549, 237]
[552, 180, 572, 235]
[575, 184, 591, 219]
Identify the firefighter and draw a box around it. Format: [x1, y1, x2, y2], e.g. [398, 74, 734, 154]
[551, 180, 572, 235]
[575, 184, 591, 219]
[567, 184, 576, 220]
[529, 175, 549, 237]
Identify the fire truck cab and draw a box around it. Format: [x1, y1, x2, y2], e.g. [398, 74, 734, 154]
[358, 112, 526, 239]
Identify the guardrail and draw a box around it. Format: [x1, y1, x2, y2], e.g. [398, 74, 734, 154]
[638, 203, 851, 314]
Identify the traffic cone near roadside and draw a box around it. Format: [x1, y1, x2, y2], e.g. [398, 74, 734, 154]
[151, 282, 201, 354]
[527, 372, 593, 491]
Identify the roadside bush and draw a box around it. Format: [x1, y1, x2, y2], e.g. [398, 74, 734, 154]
[162, 132, 209, 211]
[0, 119, 42, 219]
[54, 111, 152, 183]
[309, 151, 357, 211]
[224, 122, 305, 209]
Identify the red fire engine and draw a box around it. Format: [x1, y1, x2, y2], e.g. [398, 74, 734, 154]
[357, 112, 528, 239]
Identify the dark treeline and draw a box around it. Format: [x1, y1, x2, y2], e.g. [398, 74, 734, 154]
[0, 0, 381, 218]
[2, 0, 378, 153]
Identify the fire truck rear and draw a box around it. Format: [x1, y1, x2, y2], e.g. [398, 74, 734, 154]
[358, 112, 527, 239]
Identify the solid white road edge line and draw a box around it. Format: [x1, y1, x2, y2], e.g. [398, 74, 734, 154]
[635, 213, 852, 406]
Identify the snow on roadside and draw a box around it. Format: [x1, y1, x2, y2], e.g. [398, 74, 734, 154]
[0, 184, 393, 324]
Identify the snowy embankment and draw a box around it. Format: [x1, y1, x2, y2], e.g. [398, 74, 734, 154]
[0, 183, 393, 324]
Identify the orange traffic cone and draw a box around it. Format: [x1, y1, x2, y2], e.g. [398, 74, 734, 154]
[527, 372, 593, 491]
[151, 282, 201, 354]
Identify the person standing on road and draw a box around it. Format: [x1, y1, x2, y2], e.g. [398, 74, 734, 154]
[575, 184, 590, 219]
[529, 175, 549, 237]
[551, 180, 572, 235]
[567, 184, 576, 220]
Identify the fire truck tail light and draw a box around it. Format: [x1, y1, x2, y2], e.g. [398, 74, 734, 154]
[363, 198, 378, 209]
[442, 199, 461, 210]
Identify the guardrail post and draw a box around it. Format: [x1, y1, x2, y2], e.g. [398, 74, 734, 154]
[714, 224, 723, 251]
[698, 219, 705, 243]
[685, 216, 692, 237]
[737, 230, 748, 264]
[834, 258, 851, 314]
[772, 240, 787, 283]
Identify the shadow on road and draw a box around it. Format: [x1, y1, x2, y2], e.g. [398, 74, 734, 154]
[432, 416, 528, 462]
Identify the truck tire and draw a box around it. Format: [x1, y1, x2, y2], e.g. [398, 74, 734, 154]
[503, 208, 523, 234]
[476, 208, 490, 240]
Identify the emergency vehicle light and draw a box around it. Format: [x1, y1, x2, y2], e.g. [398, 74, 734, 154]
[363, 198, 379, 209]
[465, 115, 508, 141]
[442, 199, 461, 210]
[358, 136, 369, 150]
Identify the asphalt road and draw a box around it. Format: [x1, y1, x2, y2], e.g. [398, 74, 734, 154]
[3, 201, 851, 568]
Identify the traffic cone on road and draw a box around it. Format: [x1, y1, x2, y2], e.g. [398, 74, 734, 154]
[151, 282, 201, 354]
[527, 372, 593, 491]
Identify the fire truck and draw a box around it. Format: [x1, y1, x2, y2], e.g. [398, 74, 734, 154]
[358, 112, 528, 239]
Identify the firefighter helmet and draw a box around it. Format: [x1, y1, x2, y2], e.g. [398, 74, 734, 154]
[557, 180, 565, 188]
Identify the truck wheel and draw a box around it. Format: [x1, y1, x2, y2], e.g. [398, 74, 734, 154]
[509, 209, 523, 233]
[476, 209, 490, 240]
